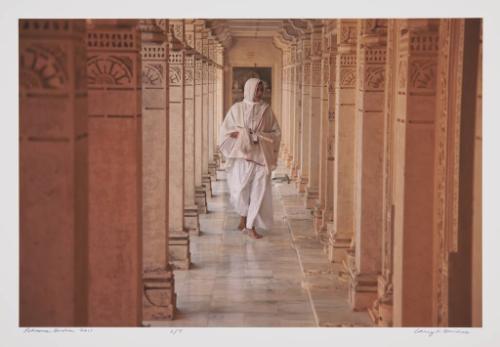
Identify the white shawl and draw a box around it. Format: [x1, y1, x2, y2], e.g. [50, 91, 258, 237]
[219, 78, 281, 174]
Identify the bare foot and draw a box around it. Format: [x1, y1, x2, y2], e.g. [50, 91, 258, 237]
[247, 227, 263, 239]
[238, 216, 247, 231]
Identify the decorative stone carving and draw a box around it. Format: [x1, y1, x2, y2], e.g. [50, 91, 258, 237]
[87, 31, 136, 50]
[341, 25, 356, 44]
[142, 46, 166, 59]
[340, 68, 356, 87]
[142, 63, 164, 86]
[87, 55, 133, 86]
[365, 66, 385, 90]
[20, 44, 68, 90]
[398, 60, 407, 90]
[409, 59, 437, 90]
[169, 66, 182, 85]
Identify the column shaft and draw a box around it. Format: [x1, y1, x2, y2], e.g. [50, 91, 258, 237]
[298, 34, 311, 193]
[20, 19, 88, 326]
[332, 20, 358, 265]
[392, 19, 440, 326]
[168, 21, 190, 270]
[348, 19, 387, 311]
[140, 19, 176, 320]
[183, 22, 200, 235]
[306, 26, 323, 209]
[86, 20, 143, 326]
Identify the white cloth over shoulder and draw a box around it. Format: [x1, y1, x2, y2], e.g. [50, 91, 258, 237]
[218, 78, 281, 175]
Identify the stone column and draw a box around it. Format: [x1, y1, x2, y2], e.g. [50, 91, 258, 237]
[370, 19, 397, 327]
[331, 20, 358, 266]
[183, 21, 200, 235]
[168, 21, 190, 270]
[201, 30, 212, 197]
[392, 19, 440, 326]
[86, 19, 142, 326]
[207, 36, 216, 176]
[288, 44, 297, 173]
[20, 19, 88, 327]
[314, 21, 335, 242]
[325, 29, 338, 261]
[298, 33, 311, 193]
[347, 19, 387, 311]
[433, 18, 482, 327]
[306, 22, 323, 209]
[140, 19, 176, 320]
[194, 22, 207, 213]
[281, 51, 290, 162]
[471, 20, 482, 327]
[291, 46, 302, 180]
[213, 45, 224, 168]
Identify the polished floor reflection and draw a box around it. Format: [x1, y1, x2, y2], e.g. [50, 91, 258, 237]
[146, 162, 371, 327]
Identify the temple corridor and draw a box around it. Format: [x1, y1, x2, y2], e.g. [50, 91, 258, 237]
[146, 162, 371, 327]
[19, 19, 482, 328]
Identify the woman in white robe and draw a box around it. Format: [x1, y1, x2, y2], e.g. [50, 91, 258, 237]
[219, 78, 281, 239]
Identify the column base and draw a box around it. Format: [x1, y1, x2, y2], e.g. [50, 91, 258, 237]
[331, 234, 352, 265]
[367, 275, 394, 326]
[297, 175, 308, 193]
[321, 208, 331, 229]
[169, 232, 191, 270]
[286, 155, 293, 169]
[143, 268, 176, 321]
[290, 164, 298, 180]
[208, 161, 217, 176]
[327, 222, 335, 262]
[313, 206, 324, 235]
[213, 153, 220, 168]
[305, 187, 319, 209]
[195, 186, 208, 214]
[202, 175, 213, 198]
[184, 206, 200, 236]
[347, 269, 378, 312]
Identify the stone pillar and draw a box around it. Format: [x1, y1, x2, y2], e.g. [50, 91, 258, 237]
[298, 33, 311, 193]
[392, 19, 440, 326]
[347, 19, 387, 311]
[183, 21, 200, 235]
[471, 20, 482, 327]
[86, 19, 142, 326]
[281, 51, 290, 162]
[194, 22, 207, 213]
[331, 20, 358, 266]
[314, 23, 335, 248]
[314, 24, 329, 233]
[168, 21, 190, 270]
[139, 19, 176, 320]
[433, 18, 482, 327]
[325, 30, 338, 261]
[370, 19, 397, 327]
[201, 30, 212, 197]
[287, 46, 297, 171]
[291, 46, 302, 180]
[306, 22, 323, 209]
[20, 19, 88, 327]
[213, 45, 224, 168]
[207, 36, 216, 176]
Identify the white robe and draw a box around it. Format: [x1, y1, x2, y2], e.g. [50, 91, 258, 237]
[218, 78, 281, 229]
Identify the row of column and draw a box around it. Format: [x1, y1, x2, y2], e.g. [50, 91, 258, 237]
[20, 19, 225, 326]
[280, 18, 482, 327]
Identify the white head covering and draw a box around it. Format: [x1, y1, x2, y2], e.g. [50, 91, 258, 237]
[243, 78, 263, 105]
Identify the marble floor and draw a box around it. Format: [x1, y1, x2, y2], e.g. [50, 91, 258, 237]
[145, 161, 371, 327]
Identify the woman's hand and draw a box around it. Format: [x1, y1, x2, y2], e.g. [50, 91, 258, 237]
[230, 131, 239, 138]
